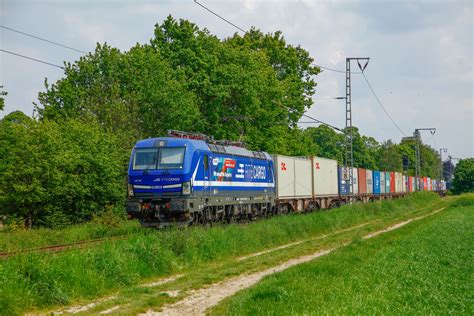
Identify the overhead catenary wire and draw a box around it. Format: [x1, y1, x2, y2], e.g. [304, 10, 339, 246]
[361, 71, 407, 137]
[0, 48, 65, 69]
[300, 114, 343, 132]
[0, 25, 87, 54]
[193, 0, 357, 75]
[194, 0, 247, 33]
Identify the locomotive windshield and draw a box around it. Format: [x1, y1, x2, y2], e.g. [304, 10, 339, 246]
[133, 147, 185, 170]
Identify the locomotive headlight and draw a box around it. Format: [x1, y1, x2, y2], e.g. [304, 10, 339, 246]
[182, 181, 192, 195]
[128, 183, 134, 197]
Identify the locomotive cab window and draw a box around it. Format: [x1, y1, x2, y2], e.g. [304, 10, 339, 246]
[158, 147, 185, 169]
[133, 148, 158, 170]
[133, 147, 185, 170]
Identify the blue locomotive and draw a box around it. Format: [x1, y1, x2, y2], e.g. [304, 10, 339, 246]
[126, 131, 275, 227]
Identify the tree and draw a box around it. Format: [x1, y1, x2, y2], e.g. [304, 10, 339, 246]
[443, 159, 454, 182]
[377, 140, 403, 172]
[0, 113, 125, 228]
[452, 158, 474, 194]
[0, 86, 7, 111]
[304, 125, 344, 163]
[36, 16, 320, 156]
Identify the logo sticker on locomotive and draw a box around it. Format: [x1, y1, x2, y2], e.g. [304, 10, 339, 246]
[212, 158, 236, 181]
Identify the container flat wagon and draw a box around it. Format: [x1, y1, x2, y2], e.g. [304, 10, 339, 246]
[126, 132, 441, 227]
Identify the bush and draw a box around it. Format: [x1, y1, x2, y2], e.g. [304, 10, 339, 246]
[0, 114, 127, 228]
[452, 158, 474, 194]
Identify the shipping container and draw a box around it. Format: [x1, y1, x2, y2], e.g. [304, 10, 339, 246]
[380, 172, 386, 194]
[390, 172, 395, 193]
[273, 155, 312, 199]
[366, 169, 373, 194]
[358, 168, 367, 195]
[408, 176, 413, 192]
[339, 166, 359, 195]
[312, 157, 338, 196]
[427, 177, 431, 191]
[394, 172, 402, 193]
[373, 171, 381, 195]
[338, 167, 349, 195]
[385, 171, 391, 193]
[402, 175, 407, 192]
[423, 177, 428, 191]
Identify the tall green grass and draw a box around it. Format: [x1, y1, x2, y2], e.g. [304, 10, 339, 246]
[0, 218, 143, 253]
[0, 192, 442, 315]
[212, 196, 473, 315]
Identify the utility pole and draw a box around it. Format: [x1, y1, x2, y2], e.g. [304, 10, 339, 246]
[439, 148, 447, 190]
[345, 57, 369, 202]
[413, 128, 436, 190]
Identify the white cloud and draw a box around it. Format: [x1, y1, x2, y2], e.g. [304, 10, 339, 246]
[0, 0, 472, 158]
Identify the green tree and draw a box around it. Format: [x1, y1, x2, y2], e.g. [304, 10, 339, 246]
[452, 158, 474, 194]
[377, 140, 403, 172]
[304, 125, 344, 163]
[0, 113, 125, 228]
[0, 86, 6, 111]
[36, 16, 319, 156]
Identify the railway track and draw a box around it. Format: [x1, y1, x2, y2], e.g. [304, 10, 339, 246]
[0, 235, 131, 259]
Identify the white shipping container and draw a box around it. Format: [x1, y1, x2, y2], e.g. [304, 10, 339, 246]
[352, 167, 359, 195]
[312, 157, 338, 196]
[402, 175, 407, 192]
[395, 172, 403, 193]
[380, 172, 386, 194]
[273, 155, 312, 199]
[427, 178, 431, 191]
[366, 169, 373, 194]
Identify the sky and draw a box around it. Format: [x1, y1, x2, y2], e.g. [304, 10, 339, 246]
[1, 0, 473, 160]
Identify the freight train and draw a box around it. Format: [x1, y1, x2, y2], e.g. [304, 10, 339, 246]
[126, 131, 446, 227]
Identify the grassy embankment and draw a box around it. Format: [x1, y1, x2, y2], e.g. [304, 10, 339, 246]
[0, 192, 445, 314]
[212, 194, 474, 315]
[0, 219, 143, 253]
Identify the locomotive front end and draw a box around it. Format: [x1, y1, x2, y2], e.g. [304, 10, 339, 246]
[126, 137, 198, 227]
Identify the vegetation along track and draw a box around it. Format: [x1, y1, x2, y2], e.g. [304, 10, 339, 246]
[145, 207, 448, 315]
[0, 235, 131, 259]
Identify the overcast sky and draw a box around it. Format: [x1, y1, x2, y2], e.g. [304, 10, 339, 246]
[1, 0, 473, 159]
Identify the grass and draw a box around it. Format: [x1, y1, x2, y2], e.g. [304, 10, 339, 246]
[0, 192, 445, 315]
[0, 219, 143, 253]
[211, 195, 474, 315]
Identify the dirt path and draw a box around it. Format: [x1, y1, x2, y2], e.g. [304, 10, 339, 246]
[237, 219, 380, 261]
[144, 207, 446, 316]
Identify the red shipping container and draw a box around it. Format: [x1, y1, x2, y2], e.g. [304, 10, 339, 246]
[408, 176, 413, 192]
[390, 172, 395, 193]
[423, 177, 428, 190]
[358, 168, 367, 194]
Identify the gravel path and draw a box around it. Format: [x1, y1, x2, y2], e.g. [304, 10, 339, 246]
[143, 207, 446, 316]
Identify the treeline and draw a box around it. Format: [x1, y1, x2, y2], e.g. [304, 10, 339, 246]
[0, 16, 444, 228]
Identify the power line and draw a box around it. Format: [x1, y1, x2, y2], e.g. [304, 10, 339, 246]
[313, 64, 360, 74]
[0, 49, 65, 69]
[301, 114, 343, 131]
[272, 99, 342, 132]
[193, 0, 357, 75]
[314, 96, 346, 100]
[361, 71, 407, 137]
[194, 0, 246, 33]
[0, 25, 87, 54]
